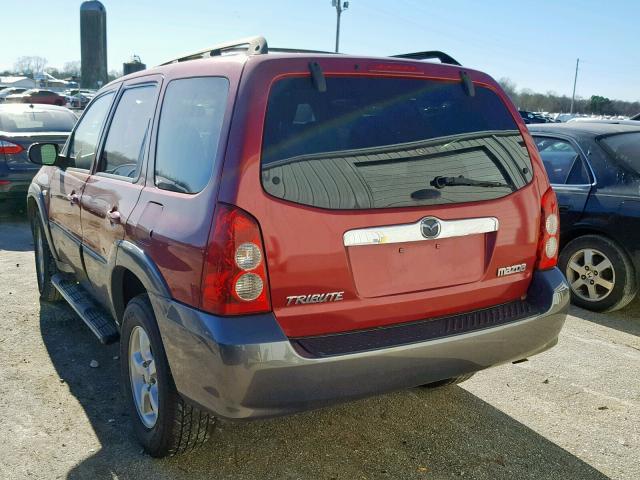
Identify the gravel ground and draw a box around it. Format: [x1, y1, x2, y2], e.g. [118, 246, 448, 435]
[0, 217, 638, 480]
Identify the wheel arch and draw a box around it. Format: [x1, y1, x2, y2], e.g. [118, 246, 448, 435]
[110, 240, 171, 324]
[561, 225, 631, 260]
[27, 184, 59, 261]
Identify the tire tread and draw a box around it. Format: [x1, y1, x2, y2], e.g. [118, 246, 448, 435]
[121, 294, 215, 457]
[32, 216, 63, 302]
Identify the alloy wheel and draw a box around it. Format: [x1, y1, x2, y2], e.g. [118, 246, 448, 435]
[129, 325, 159, 428]
[565, 248, 615, 302]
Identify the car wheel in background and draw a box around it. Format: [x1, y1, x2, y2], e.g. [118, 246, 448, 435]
[559, 234, 637, 312]
[120, 294, 215, 457]
[31, 215, 62, 302]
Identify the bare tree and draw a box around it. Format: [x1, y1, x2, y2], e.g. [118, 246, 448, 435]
[63, 60, 81, 77]
[13, 56, 48, 76]
[497, 78, 639, 116]
[498, 77, 518, 101]
[108, 70, 123, 82]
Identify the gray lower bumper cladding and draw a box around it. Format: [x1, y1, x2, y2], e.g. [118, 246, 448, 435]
[151, 268, 569, 419]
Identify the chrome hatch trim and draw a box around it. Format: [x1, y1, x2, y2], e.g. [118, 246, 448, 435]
[343, 216, 499, 246]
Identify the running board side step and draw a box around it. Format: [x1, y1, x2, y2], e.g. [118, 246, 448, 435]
[51, 274, 119, 344]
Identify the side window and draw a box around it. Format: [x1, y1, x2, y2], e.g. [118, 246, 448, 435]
[155, 77, 229, 194]
[68, 92, 114, 170]
[99, 85, 157, 179]
[534, 136, 590, 185]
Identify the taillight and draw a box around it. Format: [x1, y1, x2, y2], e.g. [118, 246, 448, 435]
[201, 203, 271, 316]
[536, 187, 560, 270]
[0, 140, 24, 155]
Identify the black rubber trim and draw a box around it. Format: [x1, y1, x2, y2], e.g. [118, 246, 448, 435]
[292, 300, 541, 358]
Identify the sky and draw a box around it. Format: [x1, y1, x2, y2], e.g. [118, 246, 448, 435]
[1, 0, 639, 102]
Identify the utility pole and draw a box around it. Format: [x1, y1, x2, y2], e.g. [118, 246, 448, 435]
[332, 1, 349, 53]
[570, 58, 579, 114]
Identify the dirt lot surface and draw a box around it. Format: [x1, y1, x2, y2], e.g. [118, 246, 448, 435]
[0, 217, 638, 480]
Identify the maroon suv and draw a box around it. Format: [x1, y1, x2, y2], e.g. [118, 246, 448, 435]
[26, 37, 569, 457]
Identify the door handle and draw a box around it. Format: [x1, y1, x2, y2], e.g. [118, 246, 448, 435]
[66, 192, 79, 205]
[107, 208, 121, 224]
[559, 205, 570, 213]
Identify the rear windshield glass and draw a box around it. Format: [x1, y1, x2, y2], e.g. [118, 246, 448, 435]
[599, 132, 640, 173]
[0, 109, 76, 132]
[261, 77, 533, 209]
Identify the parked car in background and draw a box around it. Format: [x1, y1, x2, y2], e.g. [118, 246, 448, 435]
[60, 89, 96, 109]
[520, 110, 554, 124]
[0, 87, 28, 102]
[5, 89, 66, 106]
[566, 117, 640, 126]
[530, 122, 640, 311]
[0, 104, 76, 202]
[26, 37, 568, 457]
[67, 92, 93, 109]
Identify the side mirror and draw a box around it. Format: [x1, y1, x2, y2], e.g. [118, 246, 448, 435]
[28, 143, 59, 166]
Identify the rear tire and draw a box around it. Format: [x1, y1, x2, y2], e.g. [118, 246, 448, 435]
[419, 373, 475, 389]
[31, 215, 62, 302]
[559, 235, 636, 312]
[120, 294, 215, 457]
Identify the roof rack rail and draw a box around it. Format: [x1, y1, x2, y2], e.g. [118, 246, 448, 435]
[157, 36, 461, 68]
[159, 36, 269, 66]
[269, 47, 337, 55]
[391, 51, 461, 66]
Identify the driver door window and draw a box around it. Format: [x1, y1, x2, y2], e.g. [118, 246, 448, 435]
[67, 92, 114, 170]
[98, 85, 157, 179]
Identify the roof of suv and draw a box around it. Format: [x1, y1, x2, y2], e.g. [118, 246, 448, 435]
[105, 35, 489, 89]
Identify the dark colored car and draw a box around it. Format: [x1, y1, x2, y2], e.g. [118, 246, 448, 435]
[530, 122, 640, 311]
[26, 37, 568, 457]
[0, 104, 76, 202]
[520, 110, 553, 124]
[5, 89, 66, 106]
[68, 93, 93, 109]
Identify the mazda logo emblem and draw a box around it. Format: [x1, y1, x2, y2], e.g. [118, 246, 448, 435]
[420, 217, 441, 239]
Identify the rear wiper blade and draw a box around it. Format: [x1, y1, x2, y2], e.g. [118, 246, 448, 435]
[430, 175, 511, 189]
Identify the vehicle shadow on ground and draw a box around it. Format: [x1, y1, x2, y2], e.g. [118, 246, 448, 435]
[38, 303, 610, 480]
[572, 302, 640, 337]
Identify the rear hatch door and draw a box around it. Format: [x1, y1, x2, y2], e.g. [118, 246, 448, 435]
[229, 58, 542, 337]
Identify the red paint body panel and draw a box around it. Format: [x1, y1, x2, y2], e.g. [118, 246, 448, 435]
[219, 55, 550, 337]
[348, 234, 489, 298]
[123, 58, 245, 308]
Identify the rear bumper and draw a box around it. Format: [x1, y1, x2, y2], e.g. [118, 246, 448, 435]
[152, 268, 569, 420]
[0, 171, 36, 200]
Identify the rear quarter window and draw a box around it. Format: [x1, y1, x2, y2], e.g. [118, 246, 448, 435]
[261, 76, 533, 209]
[154, 77, 229, 194]
[599, 132, 640, 174]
